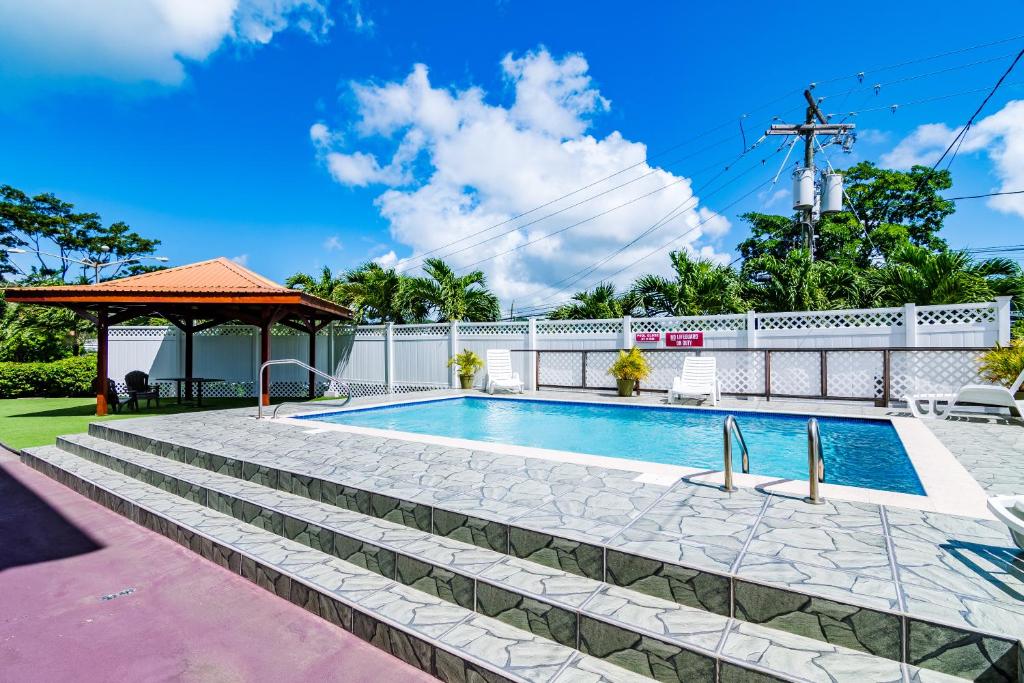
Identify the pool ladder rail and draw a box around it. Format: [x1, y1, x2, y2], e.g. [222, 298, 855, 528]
[720, 415, 750, 492]
[257, 359, 352, 419]
[720, 415, 825, 504]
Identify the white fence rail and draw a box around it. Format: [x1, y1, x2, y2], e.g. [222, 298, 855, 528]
[103, 298, 1011, 404]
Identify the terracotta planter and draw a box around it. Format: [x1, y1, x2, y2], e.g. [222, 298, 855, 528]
[616, 379, 636, 397]
[459, 375, 475, 390]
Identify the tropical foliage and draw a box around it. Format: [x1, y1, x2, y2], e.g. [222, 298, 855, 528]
[549, 163, 1023, 323]
[286, 258, 500, 323]
[549, 283, 640, 320]
[979, 340, 1024, 389]
[607, 347, 650, 381]
[0, 185, 162, 362]
[447, 349, 484, 378]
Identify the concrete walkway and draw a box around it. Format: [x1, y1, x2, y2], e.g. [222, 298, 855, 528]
[0, 449, 436, 683]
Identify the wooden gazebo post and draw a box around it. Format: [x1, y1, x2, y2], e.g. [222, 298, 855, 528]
[96, 307, 109, 416]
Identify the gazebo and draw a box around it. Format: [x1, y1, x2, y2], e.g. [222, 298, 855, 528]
[4, 258, 353, 415]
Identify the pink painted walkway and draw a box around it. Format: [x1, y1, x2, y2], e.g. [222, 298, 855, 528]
[0, 449, 437, 682]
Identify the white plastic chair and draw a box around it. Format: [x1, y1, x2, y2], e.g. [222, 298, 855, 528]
[485, 349, 524, 394]
[987, 495, 1024, 549]
[906, 367, 1024, 419]
[669, 357, 720, 406]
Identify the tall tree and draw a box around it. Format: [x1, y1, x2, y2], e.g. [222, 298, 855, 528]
[737, 162, 954, 269]
[343, 262, 428, 323]
[402, 258, 500, 322]
[869, 245, 1023, 306]
[743, 249, 865, 312]
[0, 184, 161, 283]
[549, 283, 642, 320]
[285, 266, 346, 301]
[631, 250, 745, 317]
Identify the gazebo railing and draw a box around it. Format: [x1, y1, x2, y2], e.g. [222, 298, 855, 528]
[258, 359, 351, 419]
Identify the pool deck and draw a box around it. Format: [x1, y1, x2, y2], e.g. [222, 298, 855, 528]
[51, 388, 1024, 680]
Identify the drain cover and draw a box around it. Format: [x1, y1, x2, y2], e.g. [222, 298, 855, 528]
[100, 587, 135, 601]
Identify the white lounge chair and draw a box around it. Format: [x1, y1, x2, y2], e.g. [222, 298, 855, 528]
[906, 367, 1024, 420]
[485, 349, 524, 394]
[987, 495, 1024, 549]
[669, 357, 720, 406]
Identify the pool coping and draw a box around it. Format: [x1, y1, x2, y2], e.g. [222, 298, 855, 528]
[279, 391, 992, 519]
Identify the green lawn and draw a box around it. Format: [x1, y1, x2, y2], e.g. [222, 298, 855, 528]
[0, 397, 266, 450]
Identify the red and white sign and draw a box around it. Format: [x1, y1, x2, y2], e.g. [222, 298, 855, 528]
[634, 332, 661, 343]
[665, 331, 704, 347]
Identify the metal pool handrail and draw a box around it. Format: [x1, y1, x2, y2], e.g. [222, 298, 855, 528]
[721, 415, 750, 492]
[804, 418, 825, 505]
[257, 359, 351, 419]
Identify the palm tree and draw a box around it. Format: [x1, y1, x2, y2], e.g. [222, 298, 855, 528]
[631, 250, 745, 317]
[869, 246, 1021, 306]
[402, 258, 500, 322]
[337, 262, 427, 323]
[743, 249, 864, 312]
[549, 282, 642, 320]
[285, 265, 345, 301]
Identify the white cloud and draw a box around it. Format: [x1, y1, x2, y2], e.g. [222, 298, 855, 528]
[882, 100, 1024, 218]
[323, 235, 344, 251]
[230, 254, 250, 266]
[312, 49, 730, 305]
[0, 0, 331, 88]
[373, 250, 398, 267]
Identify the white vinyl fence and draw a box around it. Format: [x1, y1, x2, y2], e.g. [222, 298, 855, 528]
[105, 298, 1012, 405]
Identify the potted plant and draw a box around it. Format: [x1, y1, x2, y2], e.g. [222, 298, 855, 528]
[608, 347, 650, 397]
[980, 339, 1024, 399]
[448, 349, 484, 389]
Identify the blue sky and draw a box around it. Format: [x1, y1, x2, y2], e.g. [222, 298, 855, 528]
[2, 1, 1023, 312]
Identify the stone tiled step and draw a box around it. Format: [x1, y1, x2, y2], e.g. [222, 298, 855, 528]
[21, 445, 650, 683]
[85, 419, 1022, 683]
[49, 434, 970, 683]
[26, 444, 965, 683]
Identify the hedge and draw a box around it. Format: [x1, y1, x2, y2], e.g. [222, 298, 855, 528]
[0, 354, 97, 398]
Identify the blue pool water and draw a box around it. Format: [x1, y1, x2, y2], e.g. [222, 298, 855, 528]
[301, 397, 924, 495]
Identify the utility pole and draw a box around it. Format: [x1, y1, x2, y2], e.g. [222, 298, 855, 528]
[766, 90, 855, 261]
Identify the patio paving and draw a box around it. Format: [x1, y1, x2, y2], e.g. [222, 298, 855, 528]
[30, 389, 1016, 680]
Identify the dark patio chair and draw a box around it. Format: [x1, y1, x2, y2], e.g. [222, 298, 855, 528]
[125, 371, 160, 410]
[91, 377, 125, 414]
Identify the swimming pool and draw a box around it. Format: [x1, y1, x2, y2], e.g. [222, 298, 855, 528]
[300, 397, 925, 495]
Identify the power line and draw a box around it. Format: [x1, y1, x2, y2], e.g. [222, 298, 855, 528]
[945, 189, 1024, 201]
[529, 177, 775, 313]
[393, 37, 1024, 274]
[516, 142, 788, 308]
[814, 33, 1024, 87]
[399, 129, 768, 272]
[933, 47, 1024, 170]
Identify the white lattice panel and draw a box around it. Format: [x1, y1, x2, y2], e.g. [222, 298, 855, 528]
[459, 321, 529, 335]
[108, 327, 174, 338]
[354, 326, 386, 339]
[536, 319, 623, 336]
[393, 323, 449, 337]
[825, 351, 884, 399]
[916, 304, 996, 326]
[890, 350, 985, 398]
[757, 308, 903, 331]
[770, 352, 821, 396]
[632, 315, 746, 333]
[538, 353, 583, 386]
[195, 325, 256, 337]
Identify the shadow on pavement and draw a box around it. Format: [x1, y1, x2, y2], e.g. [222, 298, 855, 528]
[0, 456, 102, 570]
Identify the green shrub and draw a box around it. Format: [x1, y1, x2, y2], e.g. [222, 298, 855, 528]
[447, 349, 484, 378]
[607, 347, 650, 381]
[0, 354, 97, 398]
[980, 340, 1024, 389]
